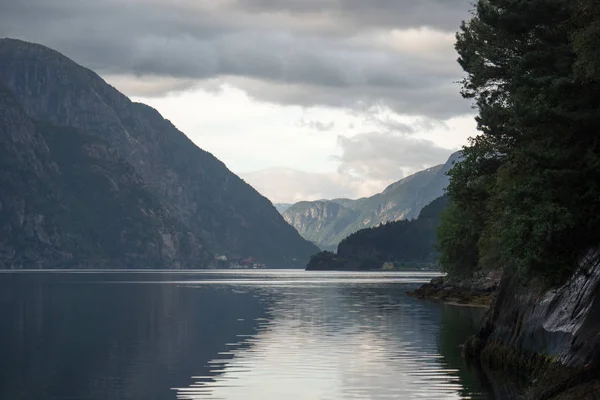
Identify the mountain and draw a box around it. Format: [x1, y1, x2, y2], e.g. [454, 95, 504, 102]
[273, 203, 292, 213]
[280, 201, 362, 251]
[306, 195, 449, 271]
[283, 152, 460, 250]
[0, 38, 319, 268]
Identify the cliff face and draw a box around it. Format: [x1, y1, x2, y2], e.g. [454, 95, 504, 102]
[282, 201, 360, 251]
[0, 39, 319, 268]
[336, 195, 448, 263]
[305, 196, 448, 271]
[283, 152, 460, 250]
[0, 83, 202, 268]
[480, 250, 600, 367]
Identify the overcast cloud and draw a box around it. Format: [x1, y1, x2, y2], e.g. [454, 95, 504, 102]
[0, 0, 477, 202]
[337, 132, 453, 181]
[0, 0, 473, 119]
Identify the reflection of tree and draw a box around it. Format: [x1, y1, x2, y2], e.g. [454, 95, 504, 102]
[0, 273, 268, 400]
[198, 282, 499, 399]
[437, 304, 494, 399]
[0, 274, 510, 400]
[437, 305, 528, 399]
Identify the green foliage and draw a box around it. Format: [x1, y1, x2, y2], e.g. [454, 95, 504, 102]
[439, 0, 600, 285]
[285, 157, 457, 251]
[306, 196, 449, 270]
[437, 202, 481, 278]
[572, 0, 600, 81]
[358, 256, 381, 271]
[339, 195, 449, 263]
[306, 251, 346, 271]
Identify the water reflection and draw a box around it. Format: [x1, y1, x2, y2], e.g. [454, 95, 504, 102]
[0, 271, 495, 400]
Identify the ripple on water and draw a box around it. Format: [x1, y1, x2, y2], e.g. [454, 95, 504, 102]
[0, 270, 492, 400]
[166, 271, 490, 400]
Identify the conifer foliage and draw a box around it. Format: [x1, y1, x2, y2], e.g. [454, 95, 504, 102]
[439, 0, 600, 284]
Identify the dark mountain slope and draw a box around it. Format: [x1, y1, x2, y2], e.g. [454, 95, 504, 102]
[0, 83, 205, 268]
[0, 38, 318, 268]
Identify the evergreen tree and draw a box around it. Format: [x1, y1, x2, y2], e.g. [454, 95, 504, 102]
[439, 0, 600, 284]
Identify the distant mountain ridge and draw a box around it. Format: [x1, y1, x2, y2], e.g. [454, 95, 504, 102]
[306, 195, 450, 270]
[273, 203, 293, 213]
[0, 38, 318, 268]
[282, 152, 460, 250]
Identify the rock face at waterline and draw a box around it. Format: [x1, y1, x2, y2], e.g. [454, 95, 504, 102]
[463, 249, 600, 398]
[0, 38, 319, 269]
[474, 250, 600, 367]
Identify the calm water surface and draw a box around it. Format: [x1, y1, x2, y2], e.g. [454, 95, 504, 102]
[0, 270, 497, 400]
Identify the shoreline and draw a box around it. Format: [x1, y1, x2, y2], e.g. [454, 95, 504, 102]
[407, 271, 501, 307]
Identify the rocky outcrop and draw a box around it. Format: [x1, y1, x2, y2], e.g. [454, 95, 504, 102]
[283, 152, 460, 250]
[0, 83, 200, 268]
[464, 250, 600, 399]
[476, 250, 600, 367]
[0, 38, 319, 268]
[408, 270, 501, 306]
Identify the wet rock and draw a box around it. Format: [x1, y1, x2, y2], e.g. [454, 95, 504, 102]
[464, 249, 600, 400]
[479, 250, 600, 367]
[407, 270, 500, 306]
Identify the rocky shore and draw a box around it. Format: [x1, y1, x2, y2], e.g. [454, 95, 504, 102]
[463, 250, 600, 399]
[407, 270, 501, 307]
[411, 259, 600, 399]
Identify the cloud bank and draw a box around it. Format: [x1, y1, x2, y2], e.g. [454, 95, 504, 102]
[0, 0, 473, 119]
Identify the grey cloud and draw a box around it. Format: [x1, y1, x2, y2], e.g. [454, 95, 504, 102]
[336, 132, 453, 181]
[241, 168, 363, 203]
[103, 74, 199, 97]
[298, 118, 335, 132]
[241, 130, 455, 202]
[236, 0, 473, 31]
[0, 0, 473, 118]
[223, 77, 467, 119]
[370, 118, 415, 134]
[364, 114, 450, 134]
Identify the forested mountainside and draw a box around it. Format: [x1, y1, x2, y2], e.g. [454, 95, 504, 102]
[283, 152, 459, 250]
[306, 196, 449, 271]
[0, 38, 318, 268]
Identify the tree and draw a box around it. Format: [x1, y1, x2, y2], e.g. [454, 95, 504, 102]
[440, 0, 600, 285]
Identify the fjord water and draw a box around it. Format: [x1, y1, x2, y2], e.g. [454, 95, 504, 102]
[0, 270, 494, 400]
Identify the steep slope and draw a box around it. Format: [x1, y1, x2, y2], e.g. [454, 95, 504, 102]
[0, 38, 318, 268]
[0, 83, 207, 268]
[282, 201, 361, 251]
[306, 196, 449, 270]
[283, 152, 459, 249]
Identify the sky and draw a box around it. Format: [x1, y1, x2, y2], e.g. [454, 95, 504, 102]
[0, 0, 478, 203]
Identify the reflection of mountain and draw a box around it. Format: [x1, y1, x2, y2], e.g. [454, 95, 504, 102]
[181, 280, 491, 399]
[0, 273, 267, 400]
[0, 272, 496, 400]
